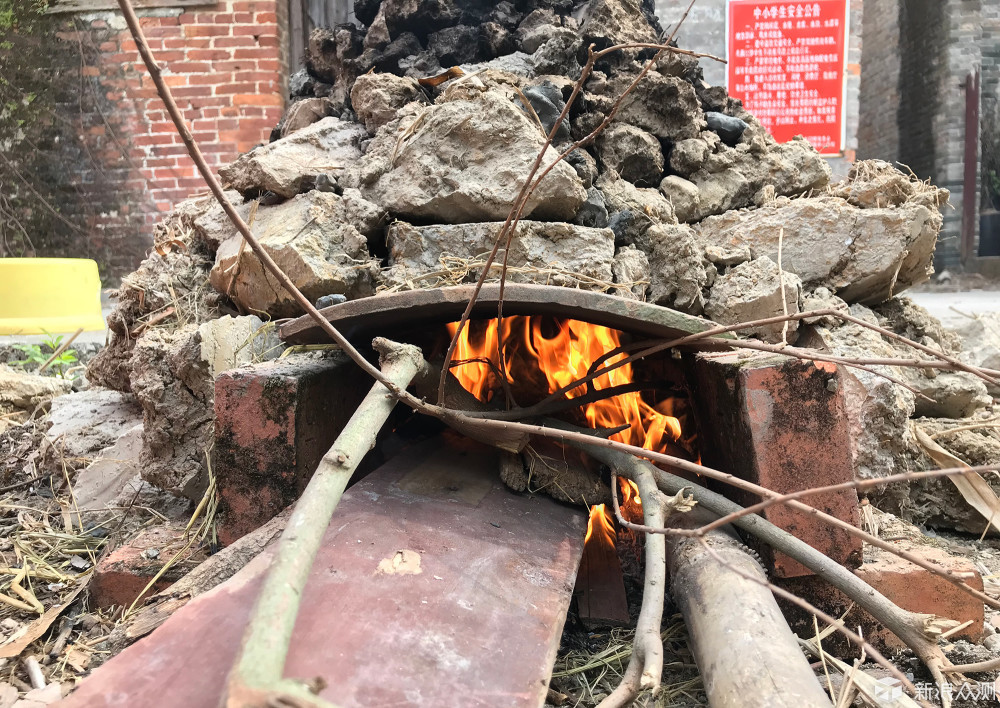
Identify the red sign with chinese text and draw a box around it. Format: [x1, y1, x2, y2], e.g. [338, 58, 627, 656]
[727, 0, 848, 155]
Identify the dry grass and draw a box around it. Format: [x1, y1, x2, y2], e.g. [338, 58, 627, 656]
[549, 619, 705, 707]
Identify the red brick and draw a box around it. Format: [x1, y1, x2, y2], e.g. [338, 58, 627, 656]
[856, 543, 984, 648]
[232, 93, 282, 106]
[185, 24, 229, 37]
[212, 36, 257, 48]
[60, 437, 586, 708]
[779, 542, 984, 654]
[689, 351, 861, 577]
[91, 525, 207, 610]
[214, 356, 372, 545]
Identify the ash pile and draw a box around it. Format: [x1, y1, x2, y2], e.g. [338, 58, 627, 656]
[75, 0, 998, 534]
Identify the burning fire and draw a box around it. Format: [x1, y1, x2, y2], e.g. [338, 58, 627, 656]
[585, 503, 617, 547]
[446, 316, 695, 538]
[445, 316, 685, 457]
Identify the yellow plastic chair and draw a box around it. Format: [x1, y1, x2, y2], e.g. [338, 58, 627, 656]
[0, 258, 106, 335]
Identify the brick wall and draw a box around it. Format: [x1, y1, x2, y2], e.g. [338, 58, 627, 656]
[860, 0, 1000, 271]
[654, 0, 863, 180]
[0, 2, 287, 280]
[856, 0, 899, 161]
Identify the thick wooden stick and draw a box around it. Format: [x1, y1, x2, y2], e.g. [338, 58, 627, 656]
[223, 338, 427, 708]
[666, 511, 832, 708]
[596, 465, 667, 708]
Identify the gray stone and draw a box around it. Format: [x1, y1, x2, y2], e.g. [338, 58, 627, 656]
[659, 175, 700, 223]
[210, 190, 383, 318]
[686, 136, 832, 220]
[573, 187, 609, 228]
[611, 246, 649, 300]
[613, 71, 705, 141]
[358, 89, 585, 223]
[906, 372, 991, 419]
[521, 82, 570, 143]
[381, 0, 461, 40]
[532, 29, 583, 77]
[704, 257, 802, 343]
[577, 0, 658, 48]
[0, 366, 71, 414]
[694, 196, 941, 304]
[669, 138, 709, 176]
[705, 111, 748, 146]
[219, 118, 367, 199]
[428, 24, 481, 66]
[73, 423, 144, 511]
[704, 244, 751, 268]
[46, 389, 142, 467]
[811, 305, 921, 514]
[130, 316, 280, 498]
[191, 192, 256, 252]
[520, 24, 569, 54]
[384, 220, 615, 290]
[566, 149, 598, 188]
[350, 74, 426, 134]
[646, 223, 707, 314]
[279, 98, 337, 138]
[595, 123, 663, 186]
[596, 170, 675, 253]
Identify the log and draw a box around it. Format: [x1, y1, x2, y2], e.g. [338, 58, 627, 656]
[665, 512, 831, 708]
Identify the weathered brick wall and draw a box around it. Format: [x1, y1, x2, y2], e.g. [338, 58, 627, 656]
[654, 0, 863, 179]
[856, 0, 899, 161]
[0, 2, 286, 280]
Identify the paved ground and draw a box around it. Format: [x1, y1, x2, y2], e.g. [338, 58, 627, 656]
[906, 291, 1000, 329]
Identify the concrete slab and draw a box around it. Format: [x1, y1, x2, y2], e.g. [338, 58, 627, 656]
[58, 433, 586, 708]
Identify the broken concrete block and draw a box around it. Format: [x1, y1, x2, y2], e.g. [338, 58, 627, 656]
[669, 137, 709, 176]
[806, 304, 922, 516]
[91, 524, 207, 610]
[612, 70, 705, 141]
[0, 366, 71, 413]
[704, 257, 802, 344]
[350, 73, 426, 133]
[279, 98, 338, 138]
[659, 175, 701, 223]
[210, 190, 383, 318]
[686, 135, 831, 220]
[130, 316, 281, 499]
[611, 245, 649, 301]
[688, 351, 861, 577]
[595, 123, 663, 186]
[358, 88, 585, 223]
[72, 423, 144, 512]
[596, 170, 676, 253]
[646, 223, 707, 314]
[384, 220, 615, 291]
[219, 117, 367, 198]
[694, 195, 941, 304]
[45, 389, 142, 463]
[578, 0, 658, 51]
[214, 353, 371, 545]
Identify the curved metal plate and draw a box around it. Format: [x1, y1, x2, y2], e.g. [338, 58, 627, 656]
[279, 284, 731, 344]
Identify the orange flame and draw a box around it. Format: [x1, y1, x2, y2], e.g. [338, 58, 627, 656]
[446, 317, 684, 457]
[585, 503, 616, 546]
